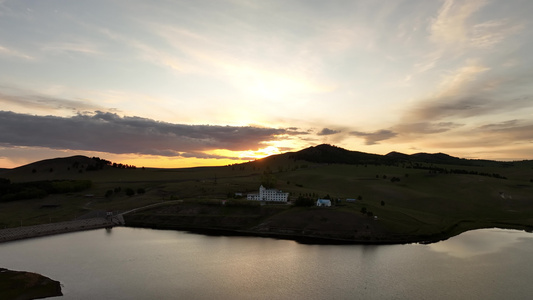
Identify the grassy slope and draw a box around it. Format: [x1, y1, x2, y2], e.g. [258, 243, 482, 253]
[1, 156, 532, 242]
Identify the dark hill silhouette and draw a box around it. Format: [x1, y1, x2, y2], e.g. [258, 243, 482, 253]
[288, 144, 392, 165]
[23, 155, 108, 170]
[279, 144, 488, 166]
[0, 156, 115, 180]
[0, 144, 518, 175]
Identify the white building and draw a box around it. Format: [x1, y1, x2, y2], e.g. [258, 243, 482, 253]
[316, 199, 331, 207]
[247, 185, 289, 202]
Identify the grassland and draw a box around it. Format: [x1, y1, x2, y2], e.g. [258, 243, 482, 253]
[0, 153, 532, 243]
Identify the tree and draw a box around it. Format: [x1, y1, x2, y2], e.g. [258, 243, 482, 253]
[125, 188, 135, 196]
[295, 196, 314, 207]
[260, 167, 276, 188]
[360, 207, 367, 214]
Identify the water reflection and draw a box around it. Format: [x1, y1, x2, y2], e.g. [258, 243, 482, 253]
[1, 227, 532, 299]
[427, 228, 533, 258]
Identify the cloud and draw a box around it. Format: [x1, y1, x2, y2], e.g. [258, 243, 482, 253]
[430, 0, 487, 46]
[395, 122, 463, 134]
[178, 152, 236, 160]
[41, 41, 101, 56]
[0, 89, 110, 114]
[470, 19, 523, 49]
[350, 129, 397, 145]
[478, 120, 533, 142]
[0, 111, 301, 158]
[0, 44, 33, 60]
[317, 128, 340, 136]
[405, 61, 533, 122]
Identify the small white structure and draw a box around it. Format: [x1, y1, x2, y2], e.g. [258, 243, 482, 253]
[316, 199, 331, 207]
[247, 185, 289, 202]
[346, 198, 356, 202]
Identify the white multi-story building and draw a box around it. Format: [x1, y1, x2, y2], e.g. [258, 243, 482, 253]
[247, 185, 289, 202]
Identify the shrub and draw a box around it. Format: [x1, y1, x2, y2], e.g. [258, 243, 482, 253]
[294, 196, 314, 207]
[125, 188, 135, 196]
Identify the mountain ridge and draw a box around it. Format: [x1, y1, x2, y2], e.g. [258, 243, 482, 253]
[0, 144, 522, 172]
[282, 144, 496, 166]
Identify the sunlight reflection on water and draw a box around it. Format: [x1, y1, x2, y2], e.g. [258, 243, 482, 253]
[427, 228, 533, 258]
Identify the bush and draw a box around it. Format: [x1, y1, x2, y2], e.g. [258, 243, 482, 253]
[125, 188, 135, 196]
[294, 196, 314, 207]
[0, 180, 92, 202]
[226, 200, 261, 207]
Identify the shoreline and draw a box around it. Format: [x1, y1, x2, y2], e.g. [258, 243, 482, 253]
[122, 222, 469, 245]
[0, 218, 115, 244]
[123, 219, 533, 245]
[2, 217, 531, 246]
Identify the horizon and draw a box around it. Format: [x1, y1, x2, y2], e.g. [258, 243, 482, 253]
[2, 143, 529, 170]
[2, 0, 533, 168]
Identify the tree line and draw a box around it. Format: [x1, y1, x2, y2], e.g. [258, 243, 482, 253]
[0, 179, 92, 202]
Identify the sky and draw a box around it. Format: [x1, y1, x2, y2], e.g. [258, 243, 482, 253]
[1, 0, 533, 168]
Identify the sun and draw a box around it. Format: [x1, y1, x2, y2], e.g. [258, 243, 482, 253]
[231, 146, 282, 161]
[203, 146, 282, 163]
[250, 146, 282, 158]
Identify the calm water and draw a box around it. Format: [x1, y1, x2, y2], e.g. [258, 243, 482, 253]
[1, 227, 532, 299]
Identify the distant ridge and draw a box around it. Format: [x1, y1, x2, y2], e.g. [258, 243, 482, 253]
[0, 144, 519, 173]
[0, 155, 113, 180]
[280, 144, 492, 166]
[10, 155, 97, 171]
[288, 144, 389, 165]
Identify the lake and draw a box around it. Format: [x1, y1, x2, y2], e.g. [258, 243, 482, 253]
[1, 227, 532, 299]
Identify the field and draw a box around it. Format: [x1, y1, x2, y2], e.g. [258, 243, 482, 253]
[1, 153, 532, 243]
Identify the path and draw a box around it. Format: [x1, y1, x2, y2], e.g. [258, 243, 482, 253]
[0, 218, 114, 244]
[0, 200, 182, 244]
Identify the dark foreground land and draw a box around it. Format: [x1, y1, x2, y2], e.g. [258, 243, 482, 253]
[0, 268, 62, 300]
[1, 144, 533, 244]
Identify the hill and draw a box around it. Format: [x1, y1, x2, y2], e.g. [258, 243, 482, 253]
[0, 155, 136, 182]
[286, 144, 388, 165]
[264, 144, 518, 167]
